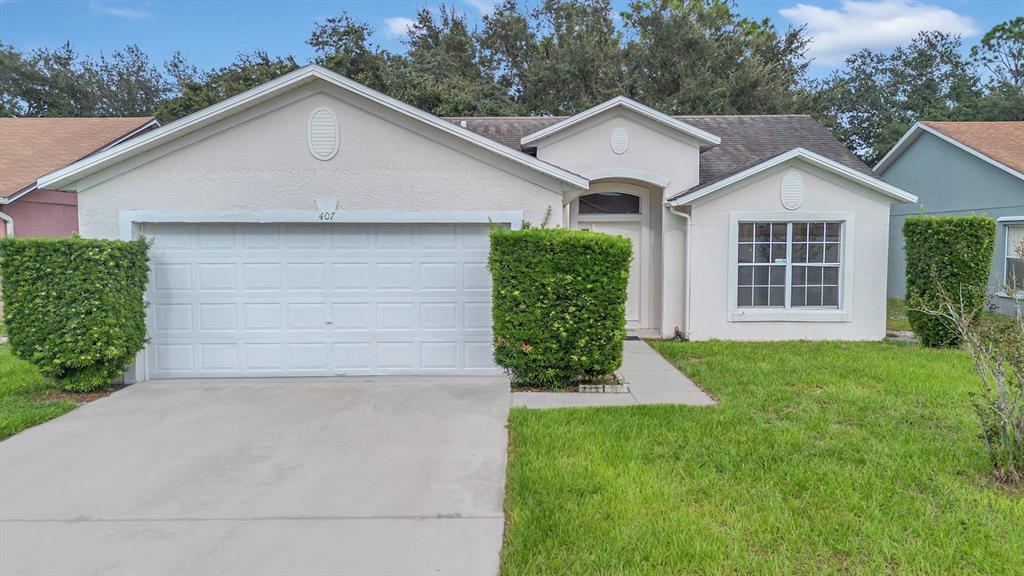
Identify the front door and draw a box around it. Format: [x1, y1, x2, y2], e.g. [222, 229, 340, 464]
[573, 184, 649, 330]
[579, 220, 642, 325]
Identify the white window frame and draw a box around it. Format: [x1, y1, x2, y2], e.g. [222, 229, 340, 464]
[728, 211, 855, 322]
[1001, 218, 1024, 297]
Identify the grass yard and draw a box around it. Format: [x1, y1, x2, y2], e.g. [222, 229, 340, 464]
[501, 340, 1024, 575]
[0, 346, 75, 440]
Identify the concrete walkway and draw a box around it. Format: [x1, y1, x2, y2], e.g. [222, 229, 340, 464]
[1, 377, 510, 576]
[512, 340, 716, 408]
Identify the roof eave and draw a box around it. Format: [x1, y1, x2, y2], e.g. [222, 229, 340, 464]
[875, 122, 1024, 183]
[520, 96, 721, 148]
[38, 66, 588, 191]
[670, 147, 918, 205]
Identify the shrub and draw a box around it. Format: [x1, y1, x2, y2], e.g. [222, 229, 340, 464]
[0, 237, 150, 392]
[904, 215, 995, 347]
[489, 228, 631, 388]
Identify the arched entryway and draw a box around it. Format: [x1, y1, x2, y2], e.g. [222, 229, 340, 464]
[569, 181, 657, 330]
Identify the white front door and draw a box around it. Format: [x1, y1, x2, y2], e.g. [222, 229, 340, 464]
[579, 221, 642, 325]
[143, 222, 499, 378]
[573, 184, 650, 330]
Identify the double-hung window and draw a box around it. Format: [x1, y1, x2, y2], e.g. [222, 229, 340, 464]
[737, 221, 842, 309]
[1006, 223, 1024, 294]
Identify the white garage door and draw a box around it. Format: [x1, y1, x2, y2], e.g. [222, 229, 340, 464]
[144, 222, 498, 378]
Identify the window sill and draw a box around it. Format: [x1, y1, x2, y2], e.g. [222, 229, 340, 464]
[994, 291, 1023, 300]
[729, 308, 851, 323]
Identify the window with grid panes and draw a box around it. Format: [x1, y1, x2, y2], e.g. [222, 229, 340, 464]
[737, 221, 842, 309]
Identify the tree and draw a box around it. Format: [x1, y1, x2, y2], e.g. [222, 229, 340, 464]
[478, 0, 624, 114]
[817, 31, 982, 164]
[155, 51, 298, 122]
[94, 45, 169, 116]
[971, 17, 1024, 88]
[622, 0, 809, 114]
[308, 10, 391, 92]
[392, 5, 518, 115]
[12, 43, 101, 117]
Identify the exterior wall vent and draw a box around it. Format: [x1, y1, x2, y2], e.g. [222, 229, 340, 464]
[610, 127, 629, 154]
[308, 108, 339, 161]
[780, 171, 803, 210]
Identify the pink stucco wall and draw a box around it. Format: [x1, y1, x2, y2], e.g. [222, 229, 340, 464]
[1, 188, 78, 238]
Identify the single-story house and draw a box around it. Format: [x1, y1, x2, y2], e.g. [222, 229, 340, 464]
[0, 117, 159, 238]
[876, 121, 1024, 315]
[36, 65, 915, 381]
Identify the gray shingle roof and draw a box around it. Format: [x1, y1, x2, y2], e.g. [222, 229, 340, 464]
[444, 114, 873, 198]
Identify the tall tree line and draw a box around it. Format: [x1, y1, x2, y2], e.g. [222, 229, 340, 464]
[1, 2, 1021, 164]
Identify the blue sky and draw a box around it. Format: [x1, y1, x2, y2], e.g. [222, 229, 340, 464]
[0, 0, 1018, 77]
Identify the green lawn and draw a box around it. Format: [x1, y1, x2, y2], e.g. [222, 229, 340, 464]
[0, 346, 75, 440]
[501, 340, 1024, 575]
[887, 298, 912, 332]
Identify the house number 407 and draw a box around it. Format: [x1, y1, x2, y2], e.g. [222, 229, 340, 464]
[318, 211, 336, 221]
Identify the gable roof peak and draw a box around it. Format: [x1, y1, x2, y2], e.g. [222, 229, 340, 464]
[519, 96, 721, 148]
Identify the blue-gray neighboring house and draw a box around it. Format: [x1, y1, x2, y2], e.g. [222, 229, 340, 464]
[876, 121, 1024, 315]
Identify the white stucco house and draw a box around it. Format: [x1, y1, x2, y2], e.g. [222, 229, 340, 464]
[37, 65, 916, 380]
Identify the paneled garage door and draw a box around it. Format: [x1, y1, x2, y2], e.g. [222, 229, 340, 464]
[144, 222, 498, 378]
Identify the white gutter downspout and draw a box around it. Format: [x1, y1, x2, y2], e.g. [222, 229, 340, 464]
[0, 198, 13, 238]
[666, 204, 691, 340]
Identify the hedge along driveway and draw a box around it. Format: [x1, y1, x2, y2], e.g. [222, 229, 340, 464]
[489, 228, 631, 388]
[0, 237, 149, 391]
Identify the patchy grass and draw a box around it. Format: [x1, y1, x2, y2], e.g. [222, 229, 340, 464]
[501, 340, 1024, 575]
[887, 298, 912, 332]
[0, 347, 75, 440]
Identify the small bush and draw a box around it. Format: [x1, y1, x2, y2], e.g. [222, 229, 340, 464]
[0, 237, 150, 392]
[489, 228, 631, 388]
[904, 215, 995, 347]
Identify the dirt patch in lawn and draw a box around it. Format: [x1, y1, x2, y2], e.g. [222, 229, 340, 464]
[36, 383, 129, 406]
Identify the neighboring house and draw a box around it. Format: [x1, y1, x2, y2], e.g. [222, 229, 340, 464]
[35, 66, 915, 381]
[876, 121, 1024, 315]
[0, 117, 159, 238]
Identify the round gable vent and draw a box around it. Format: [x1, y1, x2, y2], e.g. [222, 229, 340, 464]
[610, 127, 629, 154]
[780, 171, 803, 210]
[308, 108, 339, 161]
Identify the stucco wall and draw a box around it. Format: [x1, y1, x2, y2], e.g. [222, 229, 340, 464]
[535, 112, 701, 199]
[882, 132, 1024, 314]
[687, 161, 893, 341]
[2, 189, 78, 238]
[76, 84, 565, 239]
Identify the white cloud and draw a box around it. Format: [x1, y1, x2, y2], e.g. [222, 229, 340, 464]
[779, 0, 979, 65]
[88, 2, 149, 19]
[384, 16, 416, 37]
[464, 0, 498, 15]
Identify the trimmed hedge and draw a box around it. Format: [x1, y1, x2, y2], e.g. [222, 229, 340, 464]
[489, 228, 631, 388]
[904, 215, 995, 347]
[0, 237, 150, 391]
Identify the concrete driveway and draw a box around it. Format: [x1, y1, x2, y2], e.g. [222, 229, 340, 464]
[0, 376, 511, 575]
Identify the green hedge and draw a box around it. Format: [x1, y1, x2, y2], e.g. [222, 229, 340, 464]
[489, 228, 631, 388]
[0, 237, 150, 391]
[904, 215, 995, 347]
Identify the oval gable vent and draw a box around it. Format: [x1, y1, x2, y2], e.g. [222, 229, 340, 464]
[780, 171, 803, 210]
[308, 108, 339, 161]
[610, 127, 629, 154]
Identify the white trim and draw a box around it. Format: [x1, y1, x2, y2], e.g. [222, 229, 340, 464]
[1002, 220, 1024, 298]
[997, 216, 1024, 223]
[101, 118, 161, 151]
[119, 209, 523, 241]
[584, 167, 671, 188]
[0, 210, 14, 238]
[520, 96, 720, 148]
[874, 122, 1024, 183]
[38, 65, 588, 191]
[726, 211, 855, 323]
[671, 148, 918, 205]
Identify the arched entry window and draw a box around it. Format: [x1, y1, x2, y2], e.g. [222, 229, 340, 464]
[578, 192, 641, 215]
